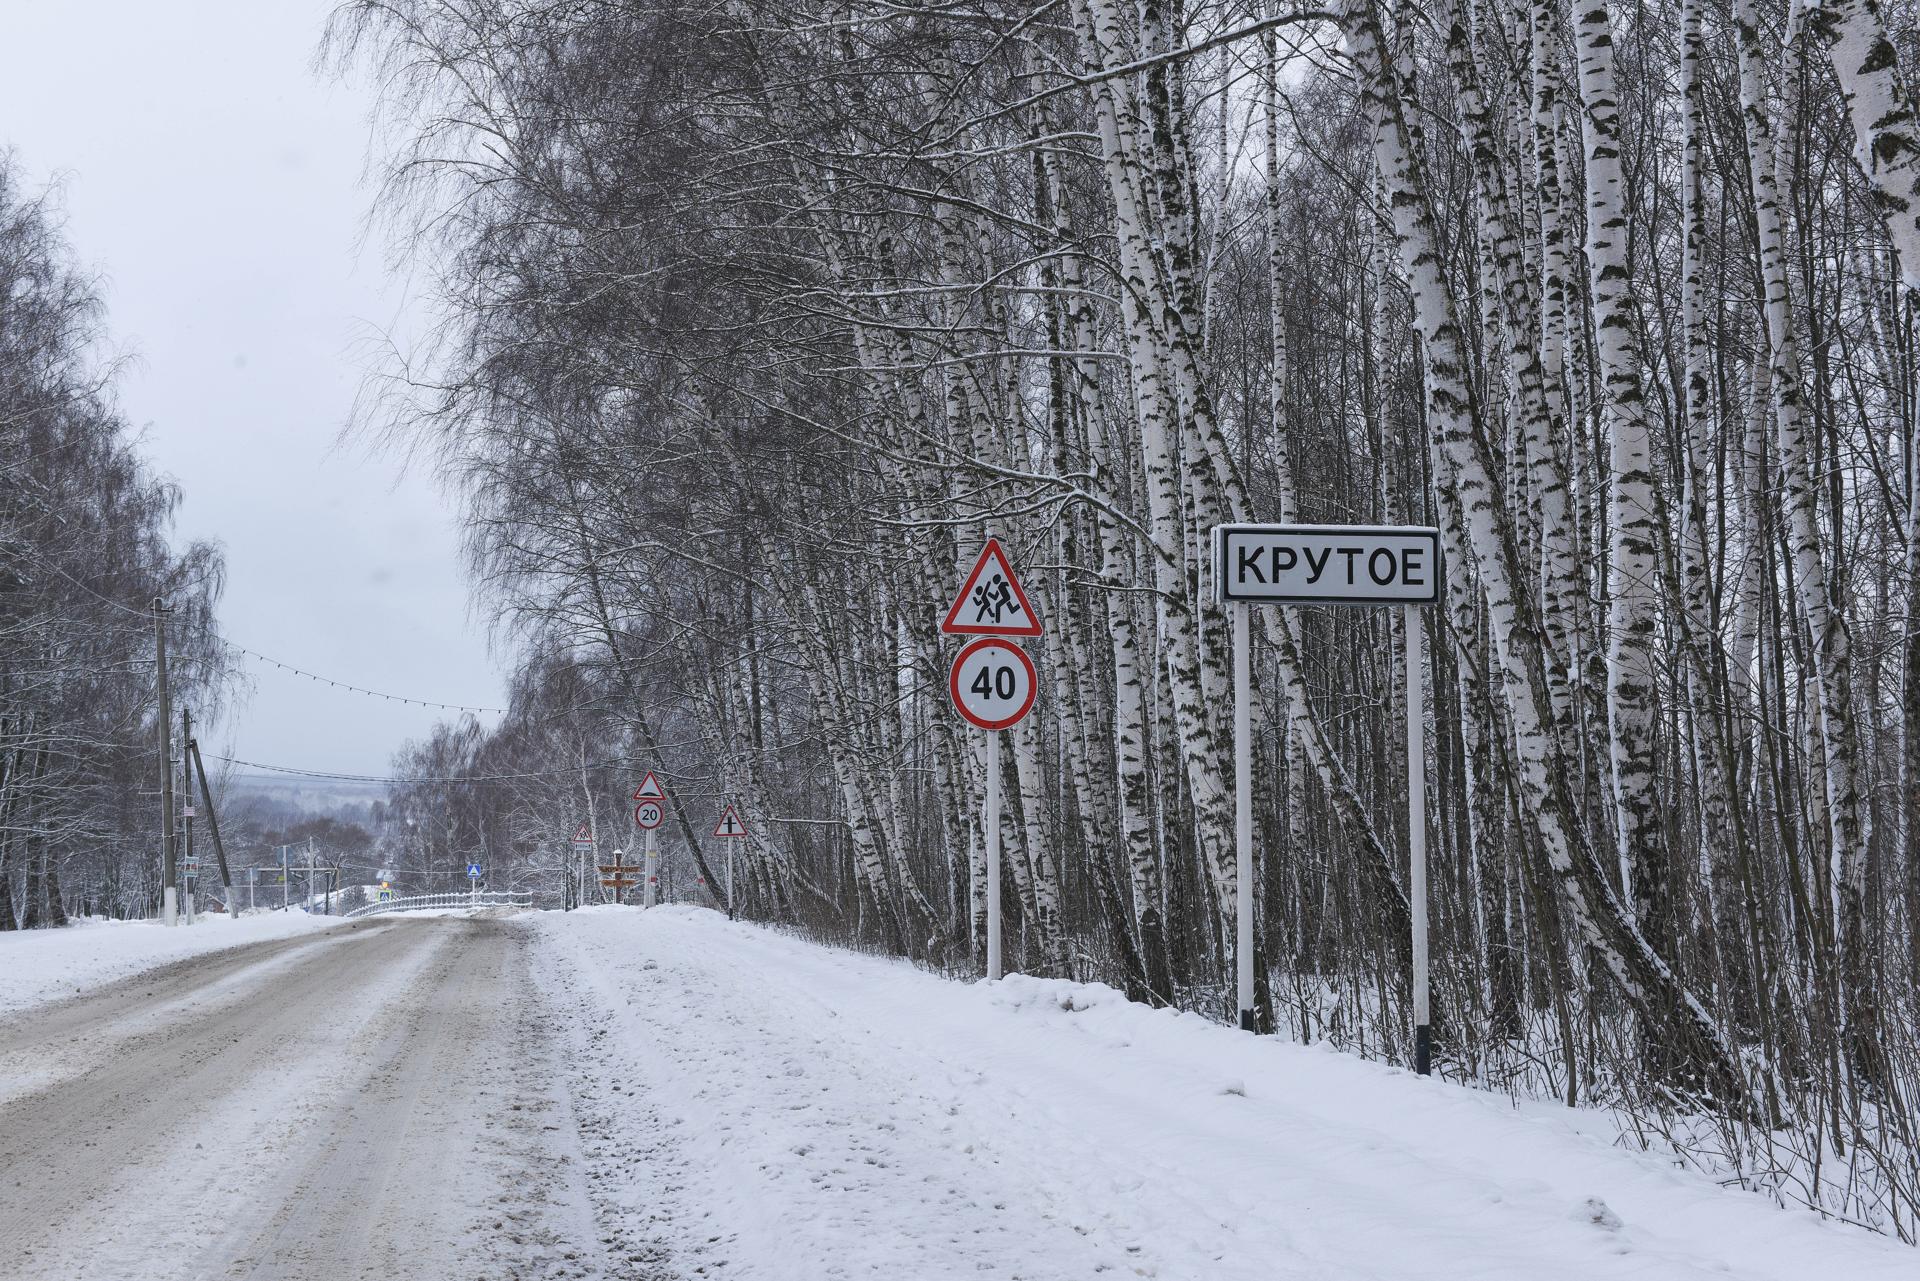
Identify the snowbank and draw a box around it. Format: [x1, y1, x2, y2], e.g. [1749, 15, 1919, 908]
[530, 905, 1914, 1279]
[0, 910, 344, 1017]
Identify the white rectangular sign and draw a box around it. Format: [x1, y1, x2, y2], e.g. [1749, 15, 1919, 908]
[1213, 524, 1441, 605]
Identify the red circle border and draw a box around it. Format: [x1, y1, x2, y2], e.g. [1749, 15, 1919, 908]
[948, 638, 1038, 731]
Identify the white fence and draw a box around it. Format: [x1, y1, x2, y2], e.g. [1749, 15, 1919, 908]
[343, 891, 535, 919]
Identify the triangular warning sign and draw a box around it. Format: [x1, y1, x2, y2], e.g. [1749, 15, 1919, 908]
[570, 821, 594, 846]
[941, 537, 1043, 637]
[714, 804, 748, 838]
[632, 771, 666, 802]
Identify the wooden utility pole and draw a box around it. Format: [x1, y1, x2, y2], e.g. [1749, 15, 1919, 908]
[153, 598, 178, 926]
[188, 736, 237, 914]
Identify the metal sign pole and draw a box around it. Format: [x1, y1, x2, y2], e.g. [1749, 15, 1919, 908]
[939, 538, 1042, 984]
[725, 838, 735, 920]
[644, 828, 657, 909]
[1215, 523, 1441, 1065]
[1406, 603, 1431, 1075]
[985, 730, 1002, 981]
[1233, 601, 1255, 1031]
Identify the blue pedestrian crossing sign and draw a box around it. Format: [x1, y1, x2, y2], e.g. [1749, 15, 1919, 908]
[466, 863, 483, 879]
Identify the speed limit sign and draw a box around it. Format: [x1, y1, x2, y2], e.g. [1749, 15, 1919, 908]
[633, 800, 664, 830]
[948, 637, 1037, 731]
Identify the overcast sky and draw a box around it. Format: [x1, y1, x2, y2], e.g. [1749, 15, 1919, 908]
[0, 0, 503, 777]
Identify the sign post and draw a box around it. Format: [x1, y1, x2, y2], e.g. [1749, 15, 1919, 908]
[467, 861, 483, 908]
[1213, 523, 1441, 1072]
[942, 537, 1042, 982]
[183, 800, 196, 926]
[714, 804, 748, 919]
[570, 821, 595, 911]
[633, 773, 666, 910]
[598, 861, 639, 901]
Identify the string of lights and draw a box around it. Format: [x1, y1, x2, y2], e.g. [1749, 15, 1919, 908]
[224, 646, 508, 715]
[28, 557, 507, 713]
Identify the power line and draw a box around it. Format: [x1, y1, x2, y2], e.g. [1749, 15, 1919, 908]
[215, 754, 639, 786]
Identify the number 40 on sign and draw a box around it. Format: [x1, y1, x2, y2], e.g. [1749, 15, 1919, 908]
[949, 638, 1036, 731]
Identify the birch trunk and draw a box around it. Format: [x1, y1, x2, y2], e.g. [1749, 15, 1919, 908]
[1736, 0, 1879, 1085]
[1571, 0, 1674, 951]
[1342, 0, 1747, 1105]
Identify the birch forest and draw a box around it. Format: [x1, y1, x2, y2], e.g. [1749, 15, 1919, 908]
[335, 0, 1920, 1236]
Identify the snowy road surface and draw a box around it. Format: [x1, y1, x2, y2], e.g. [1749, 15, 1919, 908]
[0, 915, 593, 1280]
[0, 906, 1912, 1280]
[0, 910, 345, 1018]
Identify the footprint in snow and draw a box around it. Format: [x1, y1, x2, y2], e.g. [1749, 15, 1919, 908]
[1573, 1197, 1623, 1232]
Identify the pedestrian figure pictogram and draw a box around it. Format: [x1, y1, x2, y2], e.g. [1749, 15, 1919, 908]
[969, 573, 1023, 626]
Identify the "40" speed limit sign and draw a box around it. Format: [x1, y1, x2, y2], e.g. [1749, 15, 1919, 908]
[948, 637, 1036, 731]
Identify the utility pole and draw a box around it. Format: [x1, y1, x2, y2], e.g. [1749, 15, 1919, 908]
[154, 598, 178, 927]
[281, 844, 290, 911]
[188, 736, 237, 914]
[181, 708, 195, 925]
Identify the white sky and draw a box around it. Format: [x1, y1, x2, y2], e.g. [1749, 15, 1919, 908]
[0, 0, 503, 777]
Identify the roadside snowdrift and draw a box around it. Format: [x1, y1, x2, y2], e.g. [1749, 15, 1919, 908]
[531, 905, 1911, 1280]
[0, 910, 343, 1016]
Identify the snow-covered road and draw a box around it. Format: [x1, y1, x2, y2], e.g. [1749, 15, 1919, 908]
[0, 915, 597, 1281]
[537, 906, 1915, 1280]
[1, 906, 1912, 1279]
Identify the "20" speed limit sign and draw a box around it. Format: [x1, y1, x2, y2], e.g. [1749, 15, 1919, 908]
[948, 637, 1037, 731]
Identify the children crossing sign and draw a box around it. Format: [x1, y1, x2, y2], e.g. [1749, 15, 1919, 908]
[941, 537, 1042, 637]
[570, 821, 594, 851]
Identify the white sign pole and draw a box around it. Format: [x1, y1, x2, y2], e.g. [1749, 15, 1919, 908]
[644, 828, 657, 909]
[1215, 523, 1440, 1072]
[726, 838, 735, 920]
[985, 730, 1003, 981]
[1233, 600, 1255, 1031]
[941, 538, 1041, 984]
[1405, 603, 1430, 1075]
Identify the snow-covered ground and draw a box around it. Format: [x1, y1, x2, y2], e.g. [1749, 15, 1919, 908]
[533, 905, 1915, 1280]
[0, 909, 342, 1016]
